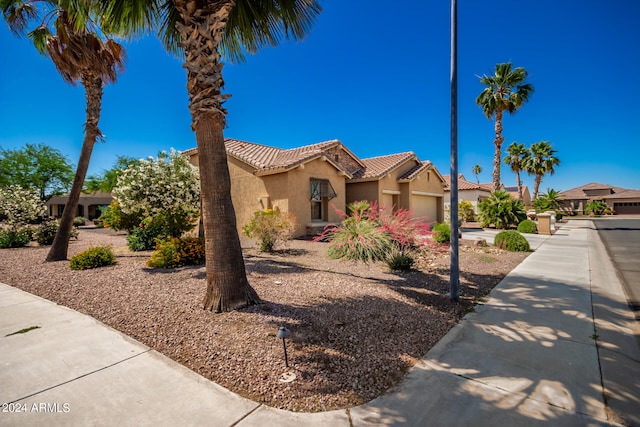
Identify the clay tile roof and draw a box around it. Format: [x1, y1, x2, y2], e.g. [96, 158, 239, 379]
[183, 139, 353, 174]
[224, 138, 283, 169]
[397, 161, 432, 181]
[560, 182, 633, 199]
[351, 152, 416, 180]
[443, 174, 493, 192]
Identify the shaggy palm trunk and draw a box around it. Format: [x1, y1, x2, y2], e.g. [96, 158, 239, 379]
[177, 0, 259, 312]
[515, 169, 522, 200]
[492, 110, 505, 192]
[47, 74, 102, 261]
[533, 175, 542, 201]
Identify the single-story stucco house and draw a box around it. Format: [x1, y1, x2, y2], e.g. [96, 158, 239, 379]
[46, 191, 113, 220]
[185, 138, 446, 237]
[559, 182, 640, 215]
[505, 185, 532, 207]
[442, 174, 495, 215]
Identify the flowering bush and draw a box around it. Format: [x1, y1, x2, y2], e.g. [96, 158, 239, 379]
[111, 150, 201, 246]
[242, 208, 296, 252]
[113, 149, 200, 222]
[458, 200, 476, 224]
[317, 201, 431, 263]
[0, 186, 45, 229]
[147, 237, 205, 268]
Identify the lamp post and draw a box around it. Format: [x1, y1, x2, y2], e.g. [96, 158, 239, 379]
[449, 0, 460, 302]
[276, 325, 291, 368]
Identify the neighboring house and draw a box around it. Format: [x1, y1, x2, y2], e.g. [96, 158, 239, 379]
[46, 191, 113, 220]
[559, 182, 640, 215]
[185, 139, 445, 237]
[443, 174, 494, 215]
[505, 185, 532, 207]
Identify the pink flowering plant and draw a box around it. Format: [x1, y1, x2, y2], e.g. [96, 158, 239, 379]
[316, 201, 432, 266]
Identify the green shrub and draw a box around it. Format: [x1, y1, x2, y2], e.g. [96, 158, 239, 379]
[494, 230, 530, 252]
[147, 237, 205, 269]
[127, 217, 164, 251]
[585, 200, 610, 216]
[517, 219, 537, 234]
[242, 208, 296, 252]
[70, 246, 116, 270]
[478, 190, 526, 229]
[73, 216, 87, 226]
[555, 211, 563, 220]
[386, 249, 415, 271]
[100, 201, 143, 232]
[35, 220, 78, 245]
[458, 200, 476, 224]
[0, 229, 31, 248]
[432, 222, 450, 243]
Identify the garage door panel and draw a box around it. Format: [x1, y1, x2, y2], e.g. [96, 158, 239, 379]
[412, 196, 437, 221]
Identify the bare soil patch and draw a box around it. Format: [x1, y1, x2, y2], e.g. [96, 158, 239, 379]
[0, 228, 528, 412]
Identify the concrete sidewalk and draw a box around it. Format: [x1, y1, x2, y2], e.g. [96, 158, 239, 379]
[1, 220, 639, 426]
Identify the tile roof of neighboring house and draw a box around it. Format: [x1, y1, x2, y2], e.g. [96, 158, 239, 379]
[560, 182, 630, 200]
[350, 152, 416, 181]
[604, 189, 640, 199]
[442, 174, 493, 192]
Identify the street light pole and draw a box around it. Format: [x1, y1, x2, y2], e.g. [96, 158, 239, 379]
[450, 0, 460, 302]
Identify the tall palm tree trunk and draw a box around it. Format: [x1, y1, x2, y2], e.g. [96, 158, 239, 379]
[197, 113, 259, 311]
[177, 0, 260, 312]
[533, 175, 542, 201]
[492, 110, 504, 191]
[515, 169, 522, 200]
[47, 73, 102, 261]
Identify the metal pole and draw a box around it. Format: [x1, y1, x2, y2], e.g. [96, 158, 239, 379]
[282, 338, 289, 368]
[449, 0, 460, 302]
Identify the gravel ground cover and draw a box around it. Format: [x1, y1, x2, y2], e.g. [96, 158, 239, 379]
[0, 227, 528, 412]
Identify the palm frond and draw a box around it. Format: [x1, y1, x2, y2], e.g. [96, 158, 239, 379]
[221, 0, 321, 63]
[27, 25, 51, 54]
[2, 0, 38, 35]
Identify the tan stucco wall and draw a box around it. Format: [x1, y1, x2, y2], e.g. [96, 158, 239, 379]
[407, 169, 445, 222]
[346, 181, 378, 206]
[284, 158, 346, 236]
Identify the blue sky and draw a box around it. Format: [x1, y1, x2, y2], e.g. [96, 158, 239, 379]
[1, 0, 639, 193]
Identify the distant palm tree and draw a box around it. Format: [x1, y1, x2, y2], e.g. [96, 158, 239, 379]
[525, 141, 560, 200]
[102, 0, 321, 312]
[504, 142, 530, 200]
[533, 188, 563, 211]
[2, 0, 125, 261]
[476, 62, 534, 191]
[472, 164, 482, 184]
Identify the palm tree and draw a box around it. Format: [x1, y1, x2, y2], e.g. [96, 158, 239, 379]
[2, 0, 125, 261]
[533, 188, 563, 211]
[503, 142, 530, 200]
[476, 62, 534, 191]
[102, 0, 321, 312]
[472, 164, 482, 184]
[525, 141, 560, 200]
